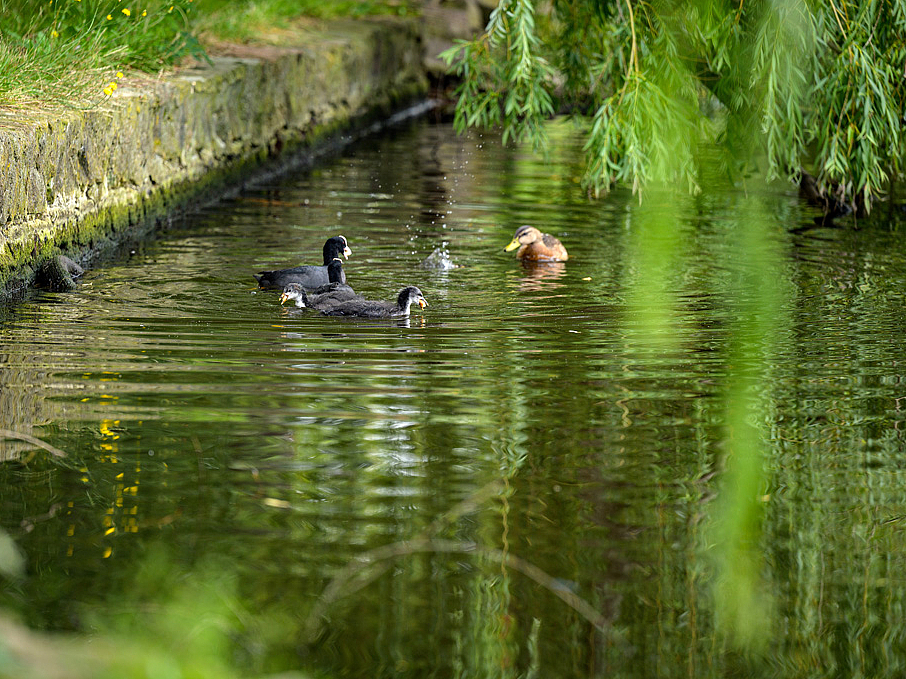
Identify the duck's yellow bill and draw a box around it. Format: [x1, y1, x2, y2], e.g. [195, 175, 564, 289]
[418, 298, 428, 309]
[504, 238, 520, 252]
[279, 293, 290, 304]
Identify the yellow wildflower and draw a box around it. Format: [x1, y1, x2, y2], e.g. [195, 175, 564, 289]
[116, 71, 124, 79]
[122, 8, 130, 16]
[110, 82, 118, 91]
[106, 14, 112, 20]
[142, 10, 147, 17]
[51, 29, 59, 38]
[103, 86, 113, 96]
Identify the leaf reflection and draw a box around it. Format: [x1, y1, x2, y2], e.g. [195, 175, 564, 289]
[622, 177, 786, 650]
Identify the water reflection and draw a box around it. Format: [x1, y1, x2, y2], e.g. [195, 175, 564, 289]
[1, 117, 906, 677]
[515, 260, 568, 292]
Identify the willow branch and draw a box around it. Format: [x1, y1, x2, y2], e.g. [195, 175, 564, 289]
[303, 538, 608, 641]
[0, 429, 67, 458]
[625, 0, 640, 76]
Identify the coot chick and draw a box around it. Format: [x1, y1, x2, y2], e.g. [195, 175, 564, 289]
[280, 283, 310, 308]
[504, 225, 568, 262]
[282, 286, 428, 318]
[254, 235, 351, 289]
[320, 286, 427, 318]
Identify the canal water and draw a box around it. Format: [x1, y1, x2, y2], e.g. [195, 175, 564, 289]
[2, 116, 906, 678]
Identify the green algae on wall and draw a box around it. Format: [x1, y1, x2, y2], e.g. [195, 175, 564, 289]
[0, 18, 428, 296]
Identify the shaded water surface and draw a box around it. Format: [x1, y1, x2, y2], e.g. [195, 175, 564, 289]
[2, 117, 906, 677]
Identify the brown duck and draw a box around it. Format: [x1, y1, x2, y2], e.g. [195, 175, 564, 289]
[504, 225, 568, 262]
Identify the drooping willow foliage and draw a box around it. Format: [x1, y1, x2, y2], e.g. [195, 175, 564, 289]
[442, 0, 906, 211]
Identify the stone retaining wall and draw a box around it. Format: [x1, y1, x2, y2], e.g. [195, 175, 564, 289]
[0, 18, 428, 297]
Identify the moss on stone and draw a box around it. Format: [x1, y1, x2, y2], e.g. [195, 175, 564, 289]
[0, 18, 428, 299]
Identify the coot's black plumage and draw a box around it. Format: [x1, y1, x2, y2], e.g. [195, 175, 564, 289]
[254, 235, 351, 290]
[321, 286, 428, 318]
[306, 259, 360, 302]
[281, 285, 428, 318]
[280, 260, 362, 308]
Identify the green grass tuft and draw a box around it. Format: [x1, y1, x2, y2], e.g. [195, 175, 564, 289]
[0, 0, 414, 108]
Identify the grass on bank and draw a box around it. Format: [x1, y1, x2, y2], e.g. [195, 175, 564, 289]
[0, 0, 414, 108]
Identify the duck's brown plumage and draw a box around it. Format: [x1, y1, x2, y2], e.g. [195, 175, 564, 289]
[504, 225, 568, 262]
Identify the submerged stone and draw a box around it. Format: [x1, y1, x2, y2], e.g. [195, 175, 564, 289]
[35, 255, 84, 292]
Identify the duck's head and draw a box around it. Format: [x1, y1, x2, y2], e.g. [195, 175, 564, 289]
[398, 286, 428, 311]
[504, 225, 542, 251]
[280, 283, 308, 308]
[324, 235, 352, 261]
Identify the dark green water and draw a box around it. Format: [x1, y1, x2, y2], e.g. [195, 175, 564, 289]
[2, 117, 906, 678]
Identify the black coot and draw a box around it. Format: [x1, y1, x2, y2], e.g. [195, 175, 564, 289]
[254, 235, 350, 289]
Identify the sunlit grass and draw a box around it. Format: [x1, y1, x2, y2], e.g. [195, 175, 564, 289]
[0, 0, 198, 107]
[196, 0, 415, 43]
[0, 0, 414, 108]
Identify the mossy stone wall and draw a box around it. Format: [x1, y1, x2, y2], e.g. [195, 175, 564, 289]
[0, 18, 427, 297]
